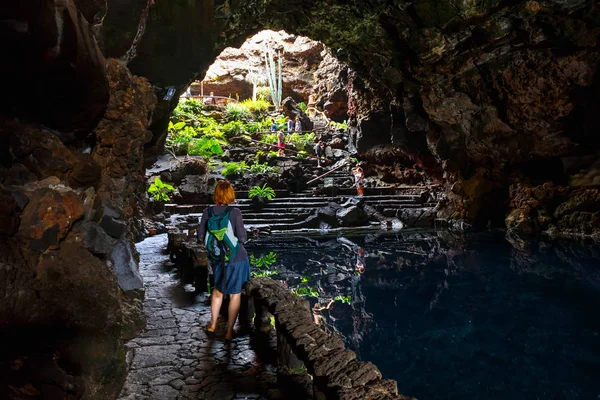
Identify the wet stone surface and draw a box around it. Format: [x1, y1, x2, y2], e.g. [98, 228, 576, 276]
[118, 234, 280, 400]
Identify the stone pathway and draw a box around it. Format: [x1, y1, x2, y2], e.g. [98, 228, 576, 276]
[118, 234, 280, 400]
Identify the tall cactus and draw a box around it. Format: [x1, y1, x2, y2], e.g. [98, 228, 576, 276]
[263, 44, 282, 108]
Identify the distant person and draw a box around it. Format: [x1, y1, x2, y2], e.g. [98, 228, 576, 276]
[355, 248, 365, 274]
[286, 116, 293, 133]
[277, 130, 286, 156]
[270, 119, 278, 132]
[314, 141, 325, 167]
[294, 116, 302, 132]
[204, 91, 216, 105]
[352, 165, 364, 197]
[198, 180, 250, 341]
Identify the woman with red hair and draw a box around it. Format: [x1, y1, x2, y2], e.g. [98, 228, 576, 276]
[198, 180, 250, 341]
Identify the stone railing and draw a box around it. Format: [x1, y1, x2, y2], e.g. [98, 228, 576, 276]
[167, 230, 209, 294]
[241, 278, 412, 400]
[166, 234, 412, 400]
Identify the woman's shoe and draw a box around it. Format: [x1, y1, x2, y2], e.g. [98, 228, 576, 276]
[206, 325, 216, 335]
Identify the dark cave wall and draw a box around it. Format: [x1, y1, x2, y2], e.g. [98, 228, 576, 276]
[1, 1, 153, 398]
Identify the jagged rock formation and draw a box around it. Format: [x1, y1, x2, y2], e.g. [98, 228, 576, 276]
[1, 2, 155, 395]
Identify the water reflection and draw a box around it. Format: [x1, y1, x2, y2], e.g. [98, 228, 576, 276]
[246, 231, 600, 399]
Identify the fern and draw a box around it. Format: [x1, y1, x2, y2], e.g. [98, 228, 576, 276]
[222, 161, 250, 177]
[248, 184, 276, 200]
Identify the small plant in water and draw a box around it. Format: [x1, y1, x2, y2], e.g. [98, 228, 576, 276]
[334, 295, 352, 305]
[250, 252, 277, 267]
[293, 286, 319, 298]
[248, 184, 276, 200]
[251, 269, 278, 278]
[148, 177, 175, 202]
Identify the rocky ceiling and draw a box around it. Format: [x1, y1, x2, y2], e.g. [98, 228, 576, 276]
[104, 0, 600, 228]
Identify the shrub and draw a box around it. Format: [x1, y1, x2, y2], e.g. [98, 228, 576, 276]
[249, 162, 278, 174]
[171, 99, 204, 123]
[287, 132, 315, 152]
[166, 122, 198, 154]
[246, 121, 261, 134]
[241, 99, 270, 115]
[222, 161, 250, 178]
[148, 177, 175, 202]
[224, 102, 251, 122]
[256, 86, 271, 102]
[261, 132, 278, 144]
[297, 102, 307, 112]
[222, 121, 247, 139]
[259, 119, 273, 131]
[187, 137, 224, 159]
[248, 184, 276, 200]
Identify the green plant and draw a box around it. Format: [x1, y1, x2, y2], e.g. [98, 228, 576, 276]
[298, 102, 307, 112]
[222, 121, 247, 139]
[334, 295, 352, 305]
[251, 269, 278, 278]
[293, 286, 319, 298]
[241, 99, 270, 115]
[246, 122, 261, 134]
[148, 177, 175, 202]
[249, 163, 278, 174]
[171, 99, 204, 123]
[259, 118, 273, 131]
[248, 184, 276, 200]
[267, 150, 279, 158]
[224, 102, 251, 122]
[301, 275, 310, 283]
[250, 251, 277, 268]
[187, 137, 224, 159]
[288, 132, 315, 152]
[330, 120, 348, 130]
[166, 122, 198, 154]
[222, 161, 250, 177]
[296, 151, 307, 159]
[261, 132, 278, 144]
[256, 86, 271, 102]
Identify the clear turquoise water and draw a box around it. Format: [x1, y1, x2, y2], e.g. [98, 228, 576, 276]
[246, 231, 600, 400]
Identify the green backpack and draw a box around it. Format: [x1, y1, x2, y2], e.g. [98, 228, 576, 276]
[204, 206, 239, 264]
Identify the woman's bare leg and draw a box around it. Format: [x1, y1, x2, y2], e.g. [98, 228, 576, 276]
[209, 289, 224, 330]
[226, 293, 241, 339]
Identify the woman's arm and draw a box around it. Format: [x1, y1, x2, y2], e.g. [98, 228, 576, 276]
[197, 208, 209, 243]
[232, 208, 247, 243]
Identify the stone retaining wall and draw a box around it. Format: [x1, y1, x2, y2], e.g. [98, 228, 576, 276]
[244, 278, 413, 400]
